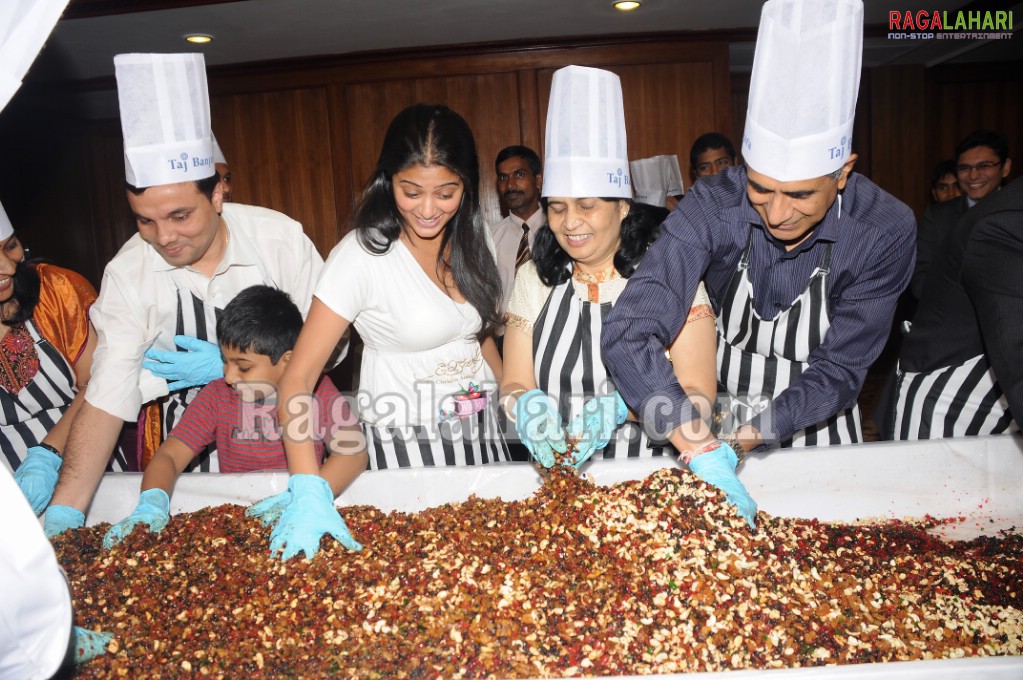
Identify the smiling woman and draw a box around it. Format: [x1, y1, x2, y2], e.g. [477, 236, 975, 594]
[500, 65, 719, 473]
[1, 200, 105, 512]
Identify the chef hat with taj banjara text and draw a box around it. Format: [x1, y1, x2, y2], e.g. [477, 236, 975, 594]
[542, 65, 632, 200]
[115, 53, 216, 188]
[742, 0, 863, 182]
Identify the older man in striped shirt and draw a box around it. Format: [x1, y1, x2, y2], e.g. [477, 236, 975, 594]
[603, 0, 916, 473]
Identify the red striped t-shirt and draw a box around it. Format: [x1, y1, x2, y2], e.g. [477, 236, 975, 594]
[169, 376, 346, 472]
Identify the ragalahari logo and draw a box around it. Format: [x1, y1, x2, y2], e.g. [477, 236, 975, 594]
[888, 9, 1014, 40]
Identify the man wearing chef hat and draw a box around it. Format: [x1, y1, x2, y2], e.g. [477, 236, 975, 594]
[603, 0, 916, 461]
[22, 53, 328, 536]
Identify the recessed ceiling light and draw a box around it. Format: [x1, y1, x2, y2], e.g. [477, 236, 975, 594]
[613, 1, 641, 10]
[184, 33, 214, 44]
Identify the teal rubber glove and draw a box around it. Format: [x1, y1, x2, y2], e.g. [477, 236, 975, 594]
[13, 445, 61, 514]
[688, 442, 758, 528]
[565, 392, 629, 467]
[269, 475, 362, 560]
[246, 489, 292, 527]
[513, 389, 568, 468]
[103, 488, 171, 549]
[143, 335, 224, 391]
[44, 504, 85, 538]
[71, 626, 114, 664]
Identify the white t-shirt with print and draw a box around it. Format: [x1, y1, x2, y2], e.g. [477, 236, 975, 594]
[316, 231, 494, 428]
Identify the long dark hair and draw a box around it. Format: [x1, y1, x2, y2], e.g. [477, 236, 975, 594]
[3, 259, 42, 326]
[532, 199, 666, 287]
[352, 104, 502, 337]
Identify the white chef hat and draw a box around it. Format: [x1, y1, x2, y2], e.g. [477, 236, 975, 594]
[0, 0, 70, 113]
[542, 65, 632, 199]
[0, 200, 12, 240]
[630, 155, 684, 207]
[212, 133, 227, 165]
[115, 53, 216, 188]
[742, 0, 863, 182]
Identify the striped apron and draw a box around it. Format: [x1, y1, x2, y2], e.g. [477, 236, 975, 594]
[364, 405, 506, 470]
[151, 258, 280, 472]
[0, 321, 128, 472]
[532, 276, 667, 459]
[716, 229, 862, 447]
[892, 355, 1016, 439]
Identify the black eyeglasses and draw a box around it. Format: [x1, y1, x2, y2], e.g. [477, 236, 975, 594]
[956, 160, 1002, 175]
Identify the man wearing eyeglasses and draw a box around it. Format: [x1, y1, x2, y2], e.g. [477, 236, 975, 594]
[889, 132, 1018, 440]
[910, 130, 1011, 301]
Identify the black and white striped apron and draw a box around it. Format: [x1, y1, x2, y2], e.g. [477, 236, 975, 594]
[0, 321, 128, 472]
[153, 257, 279, 472]
[716, 229, 861, 447]
[892, 354, 1016, 439]
[364, 404, 506, 470]
[532, 276, 666, 459]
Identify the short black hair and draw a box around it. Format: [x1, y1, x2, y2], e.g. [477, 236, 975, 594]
[532, 199, 664, 286]
[495, 145, 542, 176]
[689, 132, 736, 170]
[126, 174, 221, 200]
[216, 285, 302, 364]
[930, 159, 958, 189]
[955, 130, 1009, 164]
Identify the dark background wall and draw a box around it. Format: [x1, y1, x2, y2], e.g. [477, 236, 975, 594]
[0, 34, 1020, 289]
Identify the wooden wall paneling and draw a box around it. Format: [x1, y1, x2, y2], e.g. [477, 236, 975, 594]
[84, 125, 137, 286]
[327, 83, 356, 243]
[342, 79, 414, 221]
[211, 88, 339, 257]
[869, 66, 927, 217]
[344, 72, 523, 227]
[516, 69, 542, 157]
[927, 64, 1023, 188]
[730, 73, 750, 167]
[0, 102, 128, 288]
[536, 56, 731, 191]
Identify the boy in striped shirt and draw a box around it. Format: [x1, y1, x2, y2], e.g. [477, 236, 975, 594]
[103, 285, 362, 547]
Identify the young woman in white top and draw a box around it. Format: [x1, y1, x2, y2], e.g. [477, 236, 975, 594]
[264, 104, 508, 559]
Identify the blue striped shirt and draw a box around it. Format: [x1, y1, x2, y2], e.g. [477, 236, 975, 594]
[602, 165, 916, 446]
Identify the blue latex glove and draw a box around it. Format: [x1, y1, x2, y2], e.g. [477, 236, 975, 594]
[44, 504, 85, 538]
[565, 392, 629, 468]
[269, 475, 362, 560]
[103, 489, 171, 549]
[143, 335, 224, 392]
[688, 442, 758, 528]
[513, 389, 568, 468]
[246, 489, 292, 527]
[13, 445, 61, 514]
[71, 626, 114, 664]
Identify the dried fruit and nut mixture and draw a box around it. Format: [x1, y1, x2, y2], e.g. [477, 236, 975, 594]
[56, 467, 1022, 679]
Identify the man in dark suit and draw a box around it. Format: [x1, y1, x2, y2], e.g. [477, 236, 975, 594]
[910, 130, 1011, 301]
[961, 176, 1023, 423]
[890, 176, 1021, 439]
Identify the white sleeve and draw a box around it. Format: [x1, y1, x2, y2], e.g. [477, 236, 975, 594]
[0, 470, 73, 680]
[284, 228, 324, 319]
[314, 232, 371, 323]
[85, 264, 158, 421]
[506, 261, 551, 332]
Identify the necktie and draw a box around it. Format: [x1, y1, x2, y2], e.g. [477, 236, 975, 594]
[514, 222, 531, 270]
